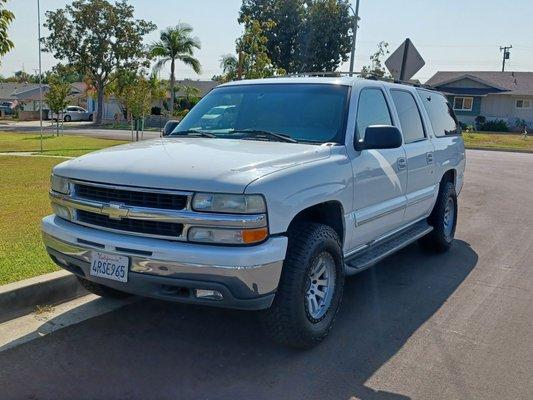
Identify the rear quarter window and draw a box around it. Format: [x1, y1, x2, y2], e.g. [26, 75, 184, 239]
[417, 89, 461, 137]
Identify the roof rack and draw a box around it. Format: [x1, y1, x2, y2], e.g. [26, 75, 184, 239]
[270, 71, 435, 90]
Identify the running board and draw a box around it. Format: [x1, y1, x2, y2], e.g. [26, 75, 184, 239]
[344, 220, 433, 275]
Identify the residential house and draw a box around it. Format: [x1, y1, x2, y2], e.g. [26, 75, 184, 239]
[426, 71, 533, 129]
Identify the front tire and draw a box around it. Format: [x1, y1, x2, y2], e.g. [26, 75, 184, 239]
[260, 223, 344, 349]
[419, 181, 458, 253]
[64, 115, 71, 122]
[77, 277, 131, 299]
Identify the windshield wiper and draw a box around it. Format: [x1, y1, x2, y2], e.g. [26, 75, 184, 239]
[171, 129, 216, 138]
[232, 129, 298, 143]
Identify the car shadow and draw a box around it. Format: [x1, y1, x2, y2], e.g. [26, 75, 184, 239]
[0, 240, 478, 400]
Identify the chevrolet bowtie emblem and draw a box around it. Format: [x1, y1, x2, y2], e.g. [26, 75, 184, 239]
[102, 202, 129, 220]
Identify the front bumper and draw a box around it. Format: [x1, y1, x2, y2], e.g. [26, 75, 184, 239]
[42, 215, 287, 310]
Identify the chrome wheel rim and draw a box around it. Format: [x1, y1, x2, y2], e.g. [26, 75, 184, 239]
[305, 252, 336, 320]
[443, 197, 455, 239]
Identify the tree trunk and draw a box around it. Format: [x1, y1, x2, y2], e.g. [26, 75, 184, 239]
[96, 80, 105, 125]
[170, 59, 176, 115]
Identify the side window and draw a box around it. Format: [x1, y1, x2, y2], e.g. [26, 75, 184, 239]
[417, 89, 460, 137]
[356, 88, 392, 141]
[390, 90, 426, 143]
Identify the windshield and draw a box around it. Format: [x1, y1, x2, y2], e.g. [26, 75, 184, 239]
[171, 83, 350, 143]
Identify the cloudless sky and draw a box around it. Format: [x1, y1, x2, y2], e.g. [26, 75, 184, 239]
[2, 0, 533, 83]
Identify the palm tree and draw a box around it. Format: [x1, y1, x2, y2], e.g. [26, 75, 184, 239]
[149, 23, 201, 114]
[219, 54, 238, 82]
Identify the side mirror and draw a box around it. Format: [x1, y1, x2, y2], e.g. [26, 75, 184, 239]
[355, 125, 403, 151]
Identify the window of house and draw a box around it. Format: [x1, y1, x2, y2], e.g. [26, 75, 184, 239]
[391, 90, 426, 143]
[516, 99, 531, 109]
[355, 88, 392, 141]
[453, 96, 473, 111]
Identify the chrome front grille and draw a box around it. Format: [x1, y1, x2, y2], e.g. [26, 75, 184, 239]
[77, 210, 184, 237]
[50, 180, 267, 241]
[75, 183, 188, 210]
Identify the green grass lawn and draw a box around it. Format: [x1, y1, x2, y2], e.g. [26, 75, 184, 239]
[0, 131, 128, 157]
[0, 156, 64, 285]
[462, 132, 532, 152]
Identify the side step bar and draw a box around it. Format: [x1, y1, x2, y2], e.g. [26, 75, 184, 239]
[344, 220, 433, 275]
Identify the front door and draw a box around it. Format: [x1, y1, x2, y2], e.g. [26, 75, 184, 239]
[349, 87, 408, 251]
[389, 89, 437, 223]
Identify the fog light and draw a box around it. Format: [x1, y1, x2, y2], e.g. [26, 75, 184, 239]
[194, 289, 223, 301]
[52, 203, 71, 220]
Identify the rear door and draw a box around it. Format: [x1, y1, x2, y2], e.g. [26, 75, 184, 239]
[348, 86, 408, 250]
[389, 89, 437, 223]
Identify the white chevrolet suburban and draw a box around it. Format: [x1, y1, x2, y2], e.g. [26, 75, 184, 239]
[42, 76, 465, 348]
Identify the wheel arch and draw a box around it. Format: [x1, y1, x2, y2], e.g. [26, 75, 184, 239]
[287, 201, 346, 246]
[440, 168, 456, 187]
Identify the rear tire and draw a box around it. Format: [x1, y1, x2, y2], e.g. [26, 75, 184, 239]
[88, 114, 93, 121]
[418, 181, 457, 253]
[259, 223, 344, 349]
[77, 277, 131, 299]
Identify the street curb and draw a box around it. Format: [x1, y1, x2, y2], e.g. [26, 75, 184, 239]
[0, 271, 88, 324]
[465, 146, 533, 154]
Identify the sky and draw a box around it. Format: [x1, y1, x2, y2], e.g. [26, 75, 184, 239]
[2, 0, 533, 83]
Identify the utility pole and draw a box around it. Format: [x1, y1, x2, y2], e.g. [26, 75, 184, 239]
[37, 0, 43, 153]
[348, 0, 360, 76]
[500, 45, 512, 72]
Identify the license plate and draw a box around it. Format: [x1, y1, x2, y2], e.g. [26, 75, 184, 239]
[89, 251, 129, 283]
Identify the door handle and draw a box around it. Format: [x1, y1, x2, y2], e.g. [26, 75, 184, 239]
[397, 157, 407, 170]
[426, 152, 434, 165]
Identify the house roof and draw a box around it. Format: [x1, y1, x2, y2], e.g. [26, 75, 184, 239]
[0, 83, 40, 100]
[426, 71, 533, 96]
[175, 80, 219, 97]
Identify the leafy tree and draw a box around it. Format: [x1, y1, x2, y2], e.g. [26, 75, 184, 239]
[239, 0, 304, 72]
[50, 63, 86, 84]
[44, 75, 71, 135]
[360, 41, 390, 78]
[300, 0, 354, 71]
[236, 17, 285, 79]
[148, 72, 168, 115]
[175, 84, 200, 112]
[43, 0, 156, 125]
[149, 23, 201, 114]
[0, 0, 14, 61]
[239, 0, 354, 73]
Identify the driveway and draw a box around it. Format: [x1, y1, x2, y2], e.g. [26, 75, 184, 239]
[0, 150, 531, 400]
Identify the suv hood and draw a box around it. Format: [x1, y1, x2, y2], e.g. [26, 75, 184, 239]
[54, 137, 332, 193]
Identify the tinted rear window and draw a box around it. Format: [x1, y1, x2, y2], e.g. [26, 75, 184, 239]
[417, 89, 460, 137]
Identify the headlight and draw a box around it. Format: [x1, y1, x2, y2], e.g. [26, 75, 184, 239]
[50, 174, 70, 194]
[188, 227, 268, 245]
[192, 193, 266, 214]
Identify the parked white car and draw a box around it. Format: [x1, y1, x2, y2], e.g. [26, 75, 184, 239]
[51, 106, 93, 122]
[42, 76, 465, 348]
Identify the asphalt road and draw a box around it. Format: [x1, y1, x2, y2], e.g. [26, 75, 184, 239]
[0, 120, 161, 141]
[1, 150, 532, 400]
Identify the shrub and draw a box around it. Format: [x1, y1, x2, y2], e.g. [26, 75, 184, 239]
[515, 118, 528, 129]
[475, 115, 486, 125]
[479, 119, 509, 132]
